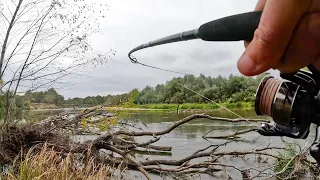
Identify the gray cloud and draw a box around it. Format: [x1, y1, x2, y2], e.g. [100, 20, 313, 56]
[59, 0, 263, 98]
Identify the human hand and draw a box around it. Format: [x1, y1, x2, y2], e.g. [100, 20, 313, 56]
[237, 0, 320, 76]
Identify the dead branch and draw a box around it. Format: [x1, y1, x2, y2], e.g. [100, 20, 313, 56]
[114, 136, 172, 151]
[132, 149, 172, 157]
[0, 0, 23, 76]
[203, 128, 257, 139]
[3, 109, 317, 179]
[45, 112, 278, 178]
[140, 146, 220, 166]
[104, 145, 151, 180]
[102, 114, 268, 138]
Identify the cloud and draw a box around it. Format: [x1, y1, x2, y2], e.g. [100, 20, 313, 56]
[58, 0, 260, 98]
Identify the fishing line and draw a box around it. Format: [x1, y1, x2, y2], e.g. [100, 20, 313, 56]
[130, 55, 188, 75]
[175, 82, 246, 120]
[128, 11, 263, 124]
[131, 55, 253, 124]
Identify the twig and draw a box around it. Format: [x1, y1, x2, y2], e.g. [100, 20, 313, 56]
[105, 145, 151, 180]
[141, 146, 219, 166]
[115, 136, 172, 151]
[203, 128, 257, 139]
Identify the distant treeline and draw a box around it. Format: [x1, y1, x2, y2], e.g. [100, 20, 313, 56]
[21, 73, 268, 107]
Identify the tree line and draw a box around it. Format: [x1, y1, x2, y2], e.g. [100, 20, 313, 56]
[15, 73, 268, 107]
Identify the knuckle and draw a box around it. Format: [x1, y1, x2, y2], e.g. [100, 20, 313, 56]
[253, 27, 285, 50]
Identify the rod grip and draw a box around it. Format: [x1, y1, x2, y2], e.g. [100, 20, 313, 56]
[198, 11, 262, 41]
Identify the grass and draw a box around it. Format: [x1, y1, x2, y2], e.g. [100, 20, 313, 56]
[1, 143, 125, 180]
[273, 142, 310, 179]
[126, 102, 254, 110]
[274, 143, 297, 178]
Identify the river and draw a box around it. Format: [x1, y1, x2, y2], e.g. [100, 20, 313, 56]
[25, 108, 317, 180]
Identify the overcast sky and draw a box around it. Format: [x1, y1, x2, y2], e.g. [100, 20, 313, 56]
[60, 0, 278, 98]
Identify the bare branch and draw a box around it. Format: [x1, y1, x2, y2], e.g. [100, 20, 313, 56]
[12, 4, 51, 96]
[0, 0, 23, 77]
[203, 128, 257, 139]
[0, 10, 10, 23]
[104, 145, 151, 180]
[106, 114, 268, 137]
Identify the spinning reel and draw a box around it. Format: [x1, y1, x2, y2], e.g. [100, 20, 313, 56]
[255, 65, 320, 163]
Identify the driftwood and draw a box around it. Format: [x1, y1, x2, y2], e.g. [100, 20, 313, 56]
[203, 128, 258, 139]
[1, 109, 318, 180]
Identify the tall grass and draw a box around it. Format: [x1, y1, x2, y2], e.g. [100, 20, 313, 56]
[1, 144, 125, 180]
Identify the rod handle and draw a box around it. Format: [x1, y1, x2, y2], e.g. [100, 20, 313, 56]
[198, 11, 262, 41]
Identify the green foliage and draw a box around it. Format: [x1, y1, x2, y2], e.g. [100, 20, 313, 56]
[113, 89, 139, 121]
[131, 73, 265, 106]
[0, 91, 31, 121]
[24, 88, 64, 105]
[81, 116, 118, 132]
[274, 143, 297, 178]
[20, 73, 268, 108]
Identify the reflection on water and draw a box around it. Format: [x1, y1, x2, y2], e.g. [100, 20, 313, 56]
[129, 108, 261, 124]
[26, 108, 316, 180]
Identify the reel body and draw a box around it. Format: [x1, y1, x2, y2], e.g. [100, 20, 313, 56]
[255, 65, 320, 163]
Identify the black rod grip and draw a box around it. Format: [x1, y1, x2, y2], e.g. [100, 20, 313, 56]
[198, 11, 262, 41]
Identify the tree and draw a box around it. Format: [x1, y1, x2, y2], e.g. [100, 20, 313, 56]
[0, 0, 114, 123]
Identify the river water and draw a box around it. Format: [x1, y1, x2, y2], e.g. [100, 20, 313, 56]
[26, 108, 318, 180]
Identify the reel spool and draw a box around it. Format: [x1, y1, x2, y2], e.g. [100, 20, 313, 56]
[255, 75, 311, 138]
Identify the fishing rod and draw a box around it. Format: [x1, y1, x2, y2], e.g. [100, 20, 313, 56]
[128, 10, 320, 164]
[128, 11, 263, 121]
[128, 11, 262, 69]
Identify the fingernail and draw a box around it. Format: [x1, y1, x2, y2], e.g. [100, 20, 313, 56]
[239, 54, 257, 74]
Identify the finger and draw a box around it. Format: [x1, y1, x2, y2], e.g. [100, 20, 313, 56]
[254, 0, 267, 11]
[238, 0, 311, 76]
[244, 0, 267, 48]
[278, 12, 320, 73]
[244, 41, 250, 48]
[312, 53, 320, 71]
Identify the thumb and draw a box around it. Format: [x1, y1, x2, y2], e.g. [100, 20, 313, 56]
[237, 0, 311, 76]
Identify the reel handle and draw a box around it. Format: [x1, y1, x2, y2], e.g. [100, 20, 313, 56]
[310, 124, 320, 164]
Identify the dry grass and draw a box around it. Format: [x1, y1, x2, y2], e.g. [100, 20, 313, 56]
[0, 124, 71, 164]
[1, 143, 126, 180]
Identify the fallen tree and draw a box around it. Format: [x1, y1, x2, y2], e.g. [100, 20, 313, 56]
[0, 108, 318, 180]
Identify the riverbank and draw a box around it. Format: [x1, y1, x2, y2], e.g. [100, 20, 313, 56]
[119, 102, 254, 111]
[30, 103, 59, 110]
[30, 102, 255, 111]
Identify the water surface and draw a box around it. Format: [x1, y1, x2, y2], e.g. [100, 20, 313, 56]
[26, 108, 317, 180]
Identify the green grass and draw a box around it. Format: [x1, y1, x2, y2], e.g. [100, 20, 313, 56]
[126, 102, 254, 110]
[274, 143, 298, 178]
